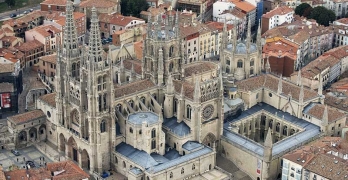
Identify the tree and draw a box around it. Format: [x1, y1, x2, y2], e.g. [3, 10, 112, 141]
[309, 6, 336, 26]
[121, 0, 149, 17]
[295, 3, 312, 17]
[5, 0, 15, 7]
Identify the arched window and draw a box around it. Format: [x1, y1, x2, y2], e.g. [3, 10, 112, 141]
[276, 123, 280, 132]
[290, 129, 296, 135]
[269, 120, 273, 129]
[174, 99, 178, 113]
[123, 161, 126, 168]
[181, 168, 184, 174]
[250, 59, 254, 66]
[169, 62, 174, 72]
[140, 97, 146, 104]
[170, 172, 173, 178]
[151, 129, 156, 138]
[116, 104, 122, 112]
[128, 100, 134, 108]
[250, 68, 254, 75]
[192, 164, 195, 170]
[261, 115, 266, 126]
[100, 120, 106, 133]
[226, 66, 230, 73]
[115, 156, 118, 164]
[150, 45, 154, 56]
[103, 75, 107, 89]
[283, 126, 288, 135]
[130, 127, 133, 133]
[186, 105, 192, 119]
[169, 45, 174, 57]
[151, 139, 156, 149]
[237, 60, 243, 68]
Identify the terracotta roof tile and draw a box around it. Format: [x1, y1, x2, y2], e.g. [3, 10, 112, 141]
[28, 25, 61, 37]
[0, 82, 14, 93]
[229, 0, 256, 13]
[123, 59, 142, 74]
[41, 0, 66, 6]
[184, 61, 217, 77]
[114, 79, 156, 98]
[99, 13, 143, 26]
[8, 109, 45, 125]
[335, 18, 348, 24]
[262, 38, 299, 60]
[306, 103, 345, 122]
[173, 80, 195, 99]
[263, 6, 293, 18]
[40, 54, 57, 64]
[80, 0, 116, 8]
[205, 21, 234, 32]
[17, 39, 43, 52]
[39, 93, 56, 108]
[221, 8, 247, 19]
[324, 95, 348, 113]
[236, 74, 319, 101]
[305, 154, 348, 179]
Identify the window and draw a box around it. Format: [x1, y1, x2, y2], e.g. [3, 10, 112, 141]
[181, 168, 184, 174]
[139, 130, 142, 134]
[276, 123, 280, 132]
[115, 156, 118, 164]
[123, 161, 126, 168]
[237, 60, 243, 68]
[250, 59, 254, 66]
[269, 93, 272, 97]
[186, 105, 192, 119]
[130, 127, 133, 133]
[170, 172, 173, 178]
[169, 45, 174, 57]
[151, 139, 156, 149]
[100, 120, 106, 133]
[43, 61, 45, 66]
[47, 111, 51, 117]
[151, 129, 156, 138]
[192, 164, 195, 170]
[226, 60, 230, 65]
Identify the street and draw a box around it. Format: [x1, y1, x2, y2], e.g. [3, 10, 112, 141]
[0, 5, 40, 21]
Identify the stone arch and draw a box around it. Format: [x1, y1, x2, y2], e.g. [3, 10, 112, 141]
[70, 109, 80, 125]
[283, 126, 288, 136]
[67, 137, 78, 162]
[169, 45, 174, 57]
[29, 127, 37, 142]
[81, 149, 90, 170]
[38, 124, 46, 141]
[59, 133, 66, 152]
[203, 133, 216, 147]
[18, 130, 27, 144]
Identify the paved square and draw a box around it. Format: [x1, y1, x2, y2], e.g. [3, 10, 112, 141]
[0, 146, 53, 171]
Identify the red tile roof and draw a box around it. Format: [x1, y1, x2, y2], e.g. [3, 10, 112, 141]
[80, 0, 116, 8]
[184, 61, 217, 77]
[114, 79, 156, 98]
[17, 39, 44, 52]
[39, 93, 56, 108]
[262, 6, 293, 19]
[99, 13, 143, 26]
[41, 0, 67, 6]
[8, 109, 45, 125]
[306, 103, 346, 122]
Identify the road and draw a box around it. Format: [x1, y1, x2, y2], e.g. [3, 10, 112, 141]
[0, 5, 40, 21]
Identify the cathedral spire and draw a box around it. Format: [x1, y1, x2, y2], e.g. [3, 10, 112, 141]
[322, 105, 329, 126]
[277, 74, 282, 95]
[63, 0, 78, 50]
[246, 16, 252, 51]
[265, 56, 271, 73]
[147, 13, 152, 35]
[297, 69, 302, 86]
[257, 19, 262, 50]
[299, 85, 304, 104]
[88, 7, 104, 62]
[318, 73, 323, 96]
[194, 79, 200, 103]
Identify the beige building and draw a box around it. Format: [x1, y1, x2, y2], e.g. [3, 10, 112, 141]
[78, 0, 119, 18]
[25, 25, 62, 54]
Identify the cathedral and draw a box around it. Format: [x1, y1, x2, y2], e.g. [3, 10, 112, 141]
[22, 1, 227, 179]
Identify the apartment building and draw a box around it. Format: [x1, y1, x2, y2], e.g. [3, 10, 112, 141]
[40, 0, 67, 12]
[44, 11, 86, 43]
[16, 40, 45, 68]
[261, 6, 294, 34]
[25, 25, 62, 54]
[78, 0, 119, 18]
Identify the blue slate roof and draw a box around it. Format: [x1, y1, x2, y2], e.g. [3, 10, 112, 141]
[163, 149, 181, 160]
[163, 117, 191, 137]
[182, 141, 204, 152]
[115, 142, 159, 169]
[128, 112, 159, 125]
[129, 167, 143, 175]
[223, 103, 321, 157]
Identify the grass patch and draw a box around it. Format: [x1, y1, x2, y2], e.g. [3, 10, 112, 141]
[0, 0, 43, 14]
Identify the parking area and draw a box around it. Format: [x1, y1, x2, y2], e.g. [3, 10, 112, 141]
[0, 146, 53, 171]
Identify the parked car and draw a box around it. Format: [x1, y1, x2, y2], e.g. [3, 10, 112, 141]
[11, 149, 20, 156]
[29, 9, 33, 12]
[107, 37, 112, 42]
[23, 11, 29, 14]
[10, 14, 17, 18]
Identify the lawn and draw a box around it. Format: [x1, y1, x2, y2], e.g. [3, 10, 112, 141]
[0, 0, 43, 14]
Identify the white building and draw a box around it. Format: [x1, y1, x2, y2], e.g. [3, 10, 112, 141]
[261, 6, 294, 34]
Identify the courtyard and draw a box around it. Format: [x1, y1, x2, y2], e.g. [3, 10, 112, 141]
[0, 146, 52, 171]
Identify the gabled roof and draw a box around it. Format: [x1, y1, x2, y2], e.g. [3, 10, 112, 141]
[79, 0, 116, 8]
[8, 109, 45, 125]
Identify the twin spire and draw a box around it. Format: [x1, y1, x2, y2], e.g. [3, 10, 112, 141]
[63, 1, 78, 50]
[88, 7, 104, 62]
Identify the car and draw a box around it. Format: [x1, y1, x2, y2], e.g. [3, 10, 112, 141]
[25, 161, 36, 168]
[23, 11, 28, 14]
[29, 9, 33, 12]
[11, 149, 20, 156]
[107, 37, 112, 42]
[10, 14, 17, 18]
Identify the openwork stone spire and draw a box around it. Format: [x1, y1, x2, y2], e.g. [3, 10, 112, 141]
[246, 16, 252, 51]
[63, 0, 78, 50]
[88, 7, 104, 62]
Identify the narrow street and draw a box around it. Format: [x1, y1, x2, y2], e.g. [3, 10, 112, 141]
[0, 5, 40, 21]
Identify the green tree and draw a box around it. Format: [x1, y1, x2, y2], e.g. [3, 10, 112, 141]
[121, 0, 149, 17]
[5, 0, 15, 7]
[309, 6, 336, 26]
[295, 3, 311, 17]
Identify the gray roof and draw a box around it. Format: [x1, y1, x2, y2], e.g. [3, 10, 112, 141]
[128, 112, 159, 125]
[223, 103, 321, 157]
[224, 98, 243, 113]
[147, 147, 213, 173]
[116, 142, 159, 169]
[226, 42, 258, 54]
[163, 117, 191, 137]
[129, 167, 143, 175]
[163, 149, 181, 160]
[151, 29, 176, 39]
[182, 141, 204, 152]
